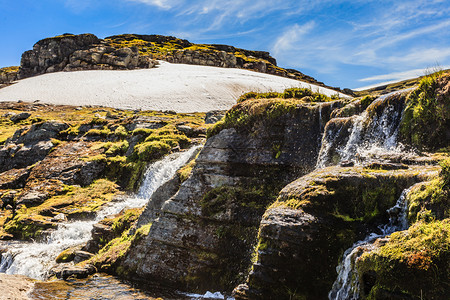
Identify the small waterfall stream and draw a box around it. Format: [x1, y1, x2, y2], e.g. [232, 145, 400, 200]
[0, 146, 201, 280]
[328, 187, 412, 300]
[316, 91, 409, 168]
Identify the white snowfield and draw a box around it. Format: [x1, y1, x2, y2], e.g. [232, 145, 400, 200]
[0, 61, 350, 112]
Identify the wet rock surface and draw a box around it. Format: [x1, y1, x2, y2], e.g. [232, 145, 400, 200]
[121, 100, 343, 292]
[236, 165, 439, 299]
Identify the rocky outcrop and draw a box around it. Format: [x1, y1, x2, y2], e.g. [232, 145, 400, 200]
[120, 100, 344, 292]
[0, 101, 207, 240]
[17, 141, 106, 207]
[0, 67, 19, 86]
[18, 33, 157, 80]
[234, 165, 438, 299]
[0, 121, 69, 173]
[4, 33, 346, 93]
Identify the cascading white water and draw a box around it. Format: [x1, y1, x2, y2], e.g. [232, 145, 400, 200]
[328, 187, 412, 300]
[316, 91, 410, 168]
[0, 145, 201, 280]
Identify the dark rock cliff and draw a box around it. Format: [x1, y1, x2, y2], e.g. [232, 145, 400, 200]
[120, 100, 343, 291]
[234, 165, 439, 299]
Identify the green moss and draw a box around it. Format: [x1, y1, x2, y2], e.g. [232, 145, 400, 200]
[56, 248, 76, 263]
[360, 95, 375, 109]
[407, 158, 450, 222]
[399, 72, 450, 151]
[177, 157, 196, 182]
[208, 98, 301, 137]
[100, 141, 129, 156]
[111, 208, 142, 236]
[85, 127, 111, 137]
[132, 128, 153, 136]
[113, 125, 128, 138]
[200, 186, 274, 217]
[84, 222, 152, 276]
[130, 140, 171, 161]
[236, 87, 333, 104]
[357, 220, 450, 299]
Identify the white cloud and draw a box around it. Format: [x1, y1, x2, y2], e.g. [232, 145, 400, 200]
[355, 63, 450, 90]
[272, 22, 315, 56]
[64, 0, 94, 12]
[128, 0, 176, 9]
[359, 68, 428, 83]
[385, 48, 450, 66]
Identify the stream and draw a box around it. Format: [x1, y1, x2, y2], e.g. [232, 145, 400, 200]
[0, 146, 203, 297]
[328, 187, 412, 299]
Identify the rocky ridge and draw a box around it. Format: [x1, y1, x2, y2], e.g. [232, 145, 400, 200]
[1, 33, 349, 94]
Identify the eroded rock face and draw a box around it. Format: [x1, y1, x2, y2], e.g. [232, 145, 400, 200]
[18, 33, 157, 79]
[120, 101, 343, 292]
[17, 141, 106, 207]
[234, 165, 439, 299]
[19, 34, 100, 78]
[0, 121, 69, 173]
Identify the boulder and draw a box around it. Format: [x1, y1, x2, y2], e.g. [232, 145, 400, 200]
[236, 165, 439, 299]
[52, 264, 96, 280]
[19, 33, 100, 78]
[18, 33, 157, 79]
[9, 112, 31, 123]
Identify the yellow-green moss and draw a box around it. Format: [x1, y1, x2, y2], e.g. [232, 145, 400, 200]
[130, 140, 171, 161]
[237, 87, 333, 104]
[110, 208, 142, 235]
[0, 66, 19, 75]
[407, 158, 450, 222]
[177, 158, 196, 182]
[55, 247, 76, 263]
[357, 220, 450, 299]
[399, 72, 450, 150]
[208, 98, 302, 137]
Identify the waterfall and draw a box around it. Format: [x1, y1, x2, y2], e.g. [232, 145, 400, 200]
[0, 145, 201, 280]
[317, 91, 408, 168]
[328, 187, 412, 300]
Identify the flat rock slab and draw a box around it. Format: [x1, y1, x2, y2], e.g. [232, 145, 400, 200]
[0, 273, 34, 299]
[0, 62, 349, 113]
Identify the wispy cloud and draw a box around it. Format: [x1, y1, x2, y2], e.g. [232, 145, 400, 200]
[359, 68, 428, 83]
[64, 0, 95, 12]
[53, 0, 450, 88]
[272, 22, 315, 56]
[127, 0, 176, 9]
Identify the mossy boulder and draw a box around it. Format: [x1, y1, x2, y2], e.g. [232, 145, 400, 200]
[357, 220, 450, 299]
[237, 165, 439, 299]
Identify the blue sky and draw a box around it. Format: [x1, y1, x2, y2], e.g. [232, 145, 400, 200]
[0, 0, 449, 89]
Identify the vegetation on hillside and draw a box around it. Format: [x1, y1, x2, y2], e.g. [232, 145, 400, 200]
[0, 102, 207, 240]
